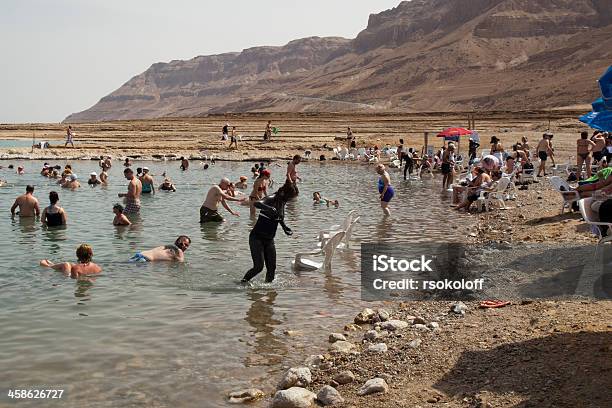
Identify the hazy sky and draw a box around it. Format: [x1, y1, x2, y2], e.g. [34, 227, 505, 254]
[0, 0, 402, 123]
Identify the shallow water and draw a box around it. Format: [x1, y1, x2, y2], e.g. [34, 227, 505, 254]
[0, 139, 36, 148]
[0, 160, 470, 407]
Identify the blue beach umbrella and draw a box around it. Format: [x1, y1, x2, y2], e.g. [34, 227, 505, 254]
[579, 65, 612, 131]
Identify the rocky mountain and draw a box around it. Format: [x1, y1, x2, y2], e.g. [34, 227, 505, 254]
[65, 0, 612, 122]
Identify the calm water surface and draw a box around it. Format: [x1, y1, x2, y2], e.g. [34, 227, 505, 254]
[0, 160, 470, 407]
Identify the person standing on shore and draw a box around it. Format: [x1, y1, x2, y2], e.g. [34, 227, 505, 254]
[536, 134, 553, 177]
[286, 155, 301, 184]
[65, 125, 75, 148]
[222, 123, 229, 141]
[119, 168, 142, 216]
[376, 164, 394, 216]
[140, 167, 155, 194]
[346, 127, 354, 149]
[577, 131, 596, 177]
[441, 144, 456, 191]
[265, 120, 272, 141]
[229, 126, 238, 149]
[11, 185, 40, 218]
[200, 178, 241, 223]
[241, 181, 297, 283]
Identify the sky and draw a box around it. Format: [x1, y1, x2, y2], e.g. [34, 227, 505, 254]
[0, 0, 402, 123]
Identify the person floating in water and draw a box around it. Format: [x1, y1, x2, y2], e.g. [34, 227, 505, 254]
[200, 178, 241, 223]
[160, 178, 176, 192]
[376, 164, 394, 216]
[112, 203, 131, 226]
[40, 244, 101, 278]
[242, 181, 298, 283]
[312, 192, 339, 207]
[88, 172, 101, 186]
[11, 185, 40, 218]
[129, 235, 191, 262]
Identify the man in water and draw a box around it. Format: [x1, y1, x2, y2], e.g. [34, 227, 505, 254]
[376, 164, 394, 216]
[200, 178, 241, 223]
[180, 157, 189, 171]
[536, 133, 553, 177]
[63, 174, 80, 189]
[129, 235, 191, 262]
[118, 168, 142, 215]
[11, 185, 40, 217]
[40, 244, 101, 278]
[140, 167, 155, 194]
[286, 155, 301, 183]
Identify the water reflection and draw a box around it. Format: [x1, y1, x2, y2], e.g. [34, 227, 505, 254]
[75, 277, 96, 300]
[243, 290, 285, 367]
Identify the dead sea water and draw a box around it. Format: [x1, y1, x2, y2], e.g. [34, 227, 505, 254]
[0, 160, 471, 407]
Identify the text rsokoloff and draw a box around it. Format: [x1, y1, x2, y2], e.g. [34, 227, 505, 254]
[371, 278, 485, 291]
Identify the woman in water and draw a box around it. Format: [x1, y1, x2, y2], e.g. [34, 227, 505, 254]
[249, 169, 271, 217]
[241, 181, 297, 283]
[376, 164, 394, 216]
[41, 191, 67, 227]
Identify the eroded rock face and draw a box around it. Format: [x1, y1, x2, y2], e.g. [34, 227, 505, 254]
[65, 0, 612, 122]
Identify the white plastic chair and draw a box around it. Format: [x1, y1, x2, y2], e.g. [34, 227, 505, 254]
[338, 147, 349, 160]
[578, 198, 612, 247]
[319, 210, 358, 241]
[292, 231, 346, 271]
[549, 176, 580, 214]
[318, 216, 360, 250]
[476, 177, 511, 211]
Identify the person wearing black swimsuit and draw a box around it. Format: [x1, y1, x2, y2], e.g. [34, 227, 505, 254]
[241, 181, 298, 283]
[41, 191, 66, 227]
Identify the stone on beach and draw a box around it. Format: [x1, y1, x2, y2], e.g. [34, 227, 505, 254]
[271, 387, 316, 408]
[364, 329, 387, 342]
[228, 388, 265, 404]
[367, 343, 388, 353]
[332, 370, 355, 385]
[316, 385, 345, 406]
[357, 378, 389, 396]
[328, 333, 347, 343]
[408, 338, 422, 348]
[354, 308, 377, 324]
[451, 302, 468, 315]
[303, 355, 325, 368]
[278, 367, 312, 390]
[377, 308, 390, 321]
[329, 341, 355, 354]
[413, 324, 430, 331]
[381, 320, 409, 331]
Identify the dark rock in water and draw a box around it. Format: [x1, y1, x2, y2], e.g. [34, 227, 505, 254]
[228, 388, 265, 404]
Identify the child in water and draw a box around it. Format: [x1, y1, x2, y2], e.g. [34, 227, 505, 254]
[312, 192, 339, 208]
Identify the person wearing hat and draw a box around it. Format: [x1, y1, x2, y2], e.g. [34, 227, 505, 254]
[88, 172, 101, 186]
[235, 176, 248, 190]
[139, 167, 155, 194]
[63, 174, 80, 189]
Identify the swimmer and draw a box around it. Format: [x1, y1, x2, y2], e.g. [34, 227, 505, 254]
[376, 164, 394, 216]
[124, 157, 132, 167]
[312, 192, 339, 207]
[41, 191, 67, 227]
[112, 203, 131, 226]
[180, 157, 189, 171]
[118, 168, 142, 215]
[286, 155, 301, 183]
[200, 178, 241, 223]
[63, 174, 80, 189]
[129, 235, 191, 262]
[17, 166, 25, 175]
[249, 169, 271, 217]
[88, 172, 101, 186]
[140, 167, 155, 194]
[160, 178, 176, 192]
[40, 244, 101, 278]
[241, 181, 297, 283]
[100, 168, 108, 184]
[235, 176, 248, 189]
[11, 185, 40, 217]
